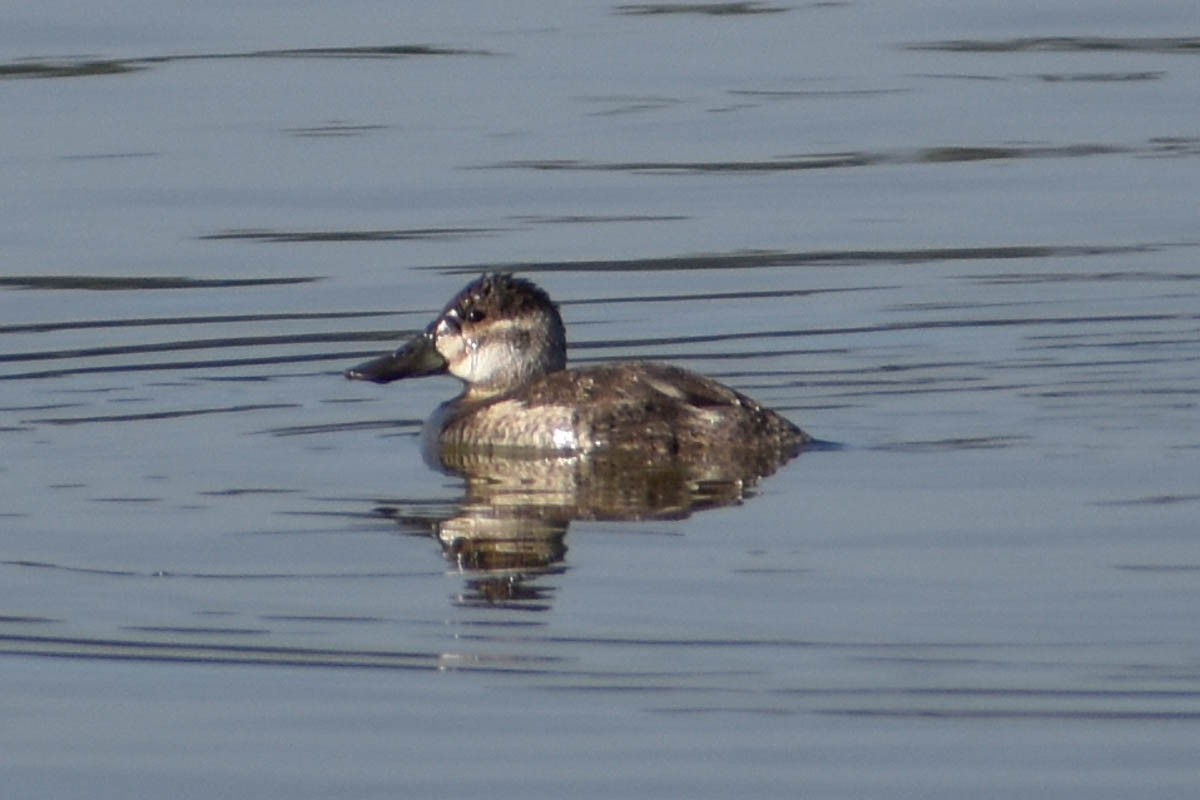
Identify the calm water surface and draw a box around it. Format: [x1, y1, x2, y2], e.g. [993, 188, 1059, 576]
[3, 2, 1200, 797]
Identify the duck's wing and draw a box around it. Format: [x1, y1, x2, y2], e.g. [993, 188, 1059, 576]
[528, 363, 806, 456]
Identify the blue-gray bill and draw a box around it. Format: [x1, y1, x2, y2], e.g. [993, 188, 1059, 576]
[345, 330, 447, 384]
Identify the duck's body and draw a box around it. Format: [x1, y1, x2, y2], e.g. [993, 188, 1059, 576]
[346, 273, 810, 460]
[434, 360, 805, 458]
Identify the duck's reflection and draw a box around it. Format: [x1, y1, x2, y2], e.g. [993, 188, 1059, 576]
[378, 443, 801, 610]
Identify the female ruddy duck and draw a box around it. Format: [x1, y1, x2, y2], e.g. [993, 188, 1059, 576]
[346, 273, 810, 460]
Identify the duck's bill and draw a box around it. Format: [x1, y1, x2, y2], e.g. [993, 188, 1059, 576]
[345, 331, 447, 384]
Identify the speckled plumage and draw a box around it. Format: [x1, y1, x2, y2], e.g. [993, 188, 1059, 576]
[347, 273, 810, 461]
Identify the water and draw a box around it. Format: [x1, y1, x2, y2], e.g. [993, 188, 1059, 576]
[3, 2, 1200, 796]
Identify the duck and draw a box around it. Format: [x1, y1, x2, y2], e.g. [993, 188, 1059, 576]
[345, 272, 810, 462]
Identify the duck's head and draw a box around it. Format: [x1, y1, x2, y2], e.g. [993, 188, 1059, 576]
[346, 273, 567, 398]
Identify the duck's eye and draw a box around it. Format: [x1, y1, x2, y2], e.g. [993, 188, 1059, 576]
[464, 308, 486, 323]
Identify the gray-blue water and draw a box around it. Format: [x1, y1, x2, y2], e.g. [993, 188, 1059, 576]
[3, 2, 1200, 796]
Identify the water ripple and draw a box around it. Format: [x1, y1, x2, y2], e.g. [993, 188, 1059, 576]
[907, 36, 1200, 54]
[486, 141, 1191, 174]
[0, 45, 492, 80]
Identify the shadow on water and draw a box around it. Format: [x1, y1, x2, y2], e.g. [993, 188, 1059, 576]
[906, 36, 1200, 54]
[0, 276, 319, 291]
[429, 242, 1168, 273]
[1032, 71, 1165, 83]
[200, 228, 500, 243]
[0, 310, 391, 336]
[0, 628, 563, 672]
[487, 138, 1199, 174]
[0, 45, 492, 80]
[281, 122, 390, 138]
[614, 2, 791, 15]
[198, 216, 693, 243]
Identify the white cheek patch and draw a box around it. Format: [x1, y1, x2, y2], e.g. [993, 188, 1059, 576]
[438, 336, 464, 362]
[439, 316, 536, 386]
[466, 346, 482, 380]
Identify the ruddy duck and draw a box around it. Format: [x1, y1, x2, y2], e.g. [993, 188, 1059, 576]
[346, 273, 810, 460]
